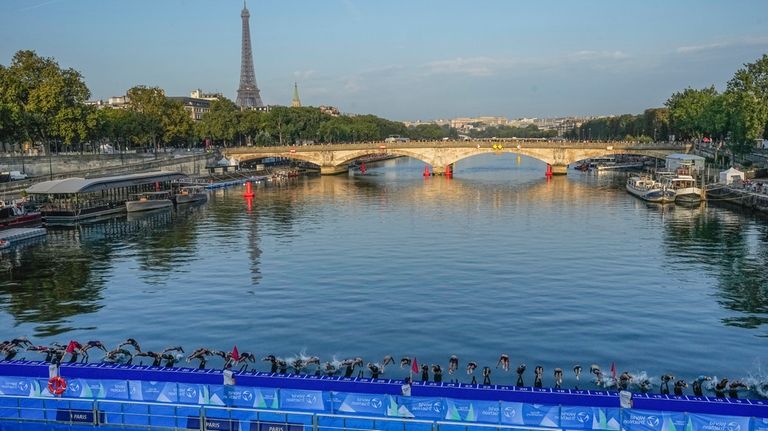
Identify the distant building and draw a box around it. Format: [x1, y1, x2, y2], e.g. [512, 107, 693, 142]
[190, 89, 223, 101]
[291, 83, 301, 108]
[319, 105, 340, 117]
[167, 96, 212, 121]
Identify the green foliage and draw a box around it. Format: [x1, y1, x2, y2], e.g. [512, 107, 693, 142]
[0, 50, 90, 151]
[469, 124, 557, 139]
[564, 111, 668, 141]
[665, 86, 718, 140]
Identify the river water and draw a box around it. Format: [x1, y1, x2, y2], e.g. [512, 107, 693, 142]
[1, 154, 767, 395]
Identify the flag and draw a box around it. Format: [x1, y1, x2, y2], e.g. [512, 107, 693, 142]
[610, 362, 616, 380]
[231, 345, 240, 362]
[411, 357, 419, 374]
[65, 341, 77, 354]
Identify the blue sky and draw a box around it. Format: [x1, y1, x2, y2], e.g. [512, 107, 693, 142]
[1, 0, 767, 120]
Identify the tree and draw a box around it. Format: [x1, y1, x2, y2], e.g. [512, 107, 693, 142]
[0, 50, 90, 154]
[725, 54, 768, 153]
[665, 86, 718, 141]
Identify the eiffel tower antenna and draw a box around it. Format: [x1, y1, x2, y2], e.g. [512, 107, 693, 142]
[236, 0, 264, 108]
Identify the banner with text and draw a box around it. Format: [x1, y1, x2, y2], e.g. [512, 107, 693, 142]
[561, 406, 621, 430]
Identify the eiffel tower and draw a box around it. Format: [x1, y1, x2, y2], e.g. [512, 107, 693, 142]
[236, 1, 264, 108]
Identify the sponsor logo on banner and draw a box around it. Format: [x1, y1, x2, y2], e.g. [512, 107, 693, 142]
[279, 389, 325, 411]
[689, 413, 751, 431]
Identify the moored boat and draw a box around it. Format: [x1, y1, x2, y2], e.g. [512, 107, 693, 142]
[0, 200, 42, 230]
[626, 176, 675, 203]
[175, 185, 208, 205]
[125, 191, 173, 213]
[661, 174, 704, 204]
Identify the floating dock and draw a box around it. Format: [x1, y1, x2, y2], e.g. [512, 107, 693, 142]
[0, 227, 47, 247]
[0, 360, 765, 431]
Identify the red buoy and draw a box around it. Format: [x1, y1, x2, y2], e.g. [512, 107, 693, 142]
[360, 162, 366, 174]
[545, 164, 553, 178]
[243, 181, 255, 198]
[445, 164, 453, 178]
[423, 165, 431, 177]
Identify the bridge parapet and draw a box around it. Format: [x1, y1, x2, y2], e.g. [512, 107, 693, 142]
[222, 141, 691, 175]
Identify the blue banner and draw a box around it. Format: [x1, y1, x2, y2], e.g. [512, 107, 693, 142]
[393, 396, 445, 420]
[186, 416, 236, 431]
[688, 413, 751, 431]
[279, 389, 326, 412]
[178, 383, 207, 405]
[331, 391, 389, 416]
[208, 385, 279, 409]
[623, 410, 690, 431]
[0, 376, 38, 396]
[251, 421, 305, 431]
[129, 380, 178, 403]
[753, 418, 768, 431]
[55, 408, 96, 423]
[522, 403, 560, 427]
[500, 401, 524, 425]
[561, 407, 621, 431]
[444, 398, 500, 423]
[64, 378, 105, 398]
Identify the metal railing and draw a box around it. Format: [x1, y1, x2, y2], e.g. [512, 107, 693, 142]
[0, 394, 558, 431]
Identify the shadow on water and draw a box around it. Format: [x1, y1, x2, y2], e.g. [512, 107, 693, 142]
[661, 204, 768, 333]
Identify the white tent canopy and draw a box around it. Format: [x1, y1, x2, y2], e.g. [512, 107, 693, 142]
[719, 167, 745, 185]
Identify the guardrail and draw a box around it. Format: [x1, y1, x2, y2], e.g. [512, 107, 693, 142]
[0, 394, 767, 431]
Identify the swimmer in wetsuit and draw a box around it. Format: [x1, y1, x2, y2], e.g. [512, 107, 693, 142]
[497, 354, 510, 372]
[573, 365, 582, 389]
[516, 364, 527, 387]
[534, 366, 544, 388]
[691, 376, 712, 397]
[619, 372, 633, 391]
[482, 366, 492, 385]
[660, 374, 674, 395]
[432, 364, 443, 383]
[467, 361, 478, 384]
[448, 355, 459, 375]
[553, 368, 563, 389]
[673, 380, 687, 396]
[421, 364, 429, 382]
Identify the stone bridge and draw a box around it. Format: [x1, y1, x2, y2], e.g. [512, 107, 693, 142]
[222, 140, 692, 175]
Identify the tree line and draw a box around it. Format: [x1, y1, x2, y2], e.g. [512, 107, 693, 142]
[566, 54, 768, 156]
[0, 50, 483, 153]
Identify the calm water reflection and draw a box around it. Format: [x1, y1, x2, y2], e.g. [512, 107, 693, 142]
[1, 154, 767, 391]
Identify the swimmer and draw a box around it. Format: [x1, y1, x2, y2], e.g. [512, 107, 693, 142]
[341, 357, 363, 378]
[421, 364, 429, 382]
[1, 338, 34, 361]
[497, 354, 510, 372]
[673, 380, 687, 396]
[660, 374, 674, 395]
[262, 355, 279, 373]
[516, 364, 527, 387]
[105, 348, 133, 365]
[714, 378, 728, 398]
[590, 364, 603, 386]
[448, 355, 459, 375]
[136, 351, 165, 367]
[277, 358, 288, 374]
[482, 366, 492, 385]
[322, 361, 338, 376]
[728, 381, 748, 399]
[26, 345, 59, 363]
[187, 348, 215, 369]
[118, 338, 142, 353]
[383, 355, 395, 367]
[65, 341, 84, 363]
[400, 357, 411, 368]
[230, 352, 257, 371]
[81, 341, 108, 362]
[573, 365, 582, 389]
[367, 363, 382, 379]
[619, 372, 633, 391]
[432, 364, 443, 383]
[289, 357, 306, 374]
[534, 366, 544, 388]
[554, 368, 563, 389]
[467, 361, 478, 384]
[691, 376, 712, 397]
[162, 346, 184, 355]
[639, 379, 652, 394]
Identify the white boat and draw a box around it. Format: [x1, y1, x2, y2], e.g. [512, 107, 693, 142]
[626, 176, 675, 203]
[661, 175, 704, 204]
[175, 185, 208, 205]
[125, 191, 173, 213]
